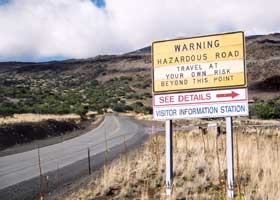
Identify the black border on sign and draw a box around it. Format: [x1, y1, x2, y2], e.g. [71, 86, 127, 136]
[151, 31, 247, 94]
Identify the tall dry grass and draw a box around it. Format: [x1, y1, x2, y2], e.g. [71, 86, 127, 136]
[65, 126, 280, 200]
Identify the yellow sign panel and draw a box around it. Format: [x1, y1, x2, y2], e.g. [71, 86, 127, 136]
[152, 31, 246, 93]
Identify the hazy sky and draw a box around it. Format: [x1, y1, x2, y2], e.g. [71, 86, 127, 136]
[0, 0, 279, 62]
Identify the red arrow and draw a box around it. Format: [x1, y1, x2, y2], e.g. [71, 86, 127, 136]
[216, 91, 239, 99]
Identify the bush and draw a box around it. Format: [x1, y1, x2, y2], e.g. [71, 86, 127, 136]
[119, 76, 132, 81]
[250, 98, 280, 119]
[112, 104, 126, 112]
[134, 101, 144, 107]
[0, 103, 16, 117]
[75, 105, 88, 119]
[144, 106, 153, 114]
[130, 101, 144, 113]
[124, 105, 133, 111]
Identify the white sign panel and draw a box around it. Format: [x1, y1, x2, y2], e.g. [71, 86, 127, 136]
[153, 101, 249, 120]
[154, 88, 247, 106]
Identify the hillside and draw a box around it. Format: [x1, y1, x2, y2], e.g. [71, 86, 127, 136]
[0, 33, 279, 116]
[246, 33, 280, 93]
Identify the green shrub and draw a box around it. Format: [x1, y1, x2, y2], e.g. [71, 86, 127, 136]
[112, 103, 126, 112]
[130, 101, 144, 113]
[144, 106, 153, 114]
[119, 76, 132, 81]
[74, 105, 88, 119]
[250, 99, 280, 119]
[124, 105, 133, 111]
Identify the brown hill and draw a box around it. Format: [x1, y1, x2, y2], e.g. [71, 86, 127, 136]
[1, 33, 279, 92]
[0, 33, 279, 116]
[246, 33, 280, 93]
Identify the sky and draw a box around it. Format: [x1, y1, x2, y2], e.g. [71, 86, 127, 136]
[0, 0, 279, 62]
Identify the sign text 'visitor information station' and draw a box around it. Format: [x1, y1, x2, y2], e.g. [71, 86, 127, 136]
[152, 31, 249, 120]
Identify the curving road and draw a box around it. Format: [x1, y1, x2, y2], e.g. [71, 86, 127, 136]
[0, 114, 148, 192]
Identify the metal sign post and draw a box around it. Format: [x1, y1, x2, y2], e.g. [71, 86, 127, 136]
[226, 117, 234, 199]
[165, 120, 173, 196]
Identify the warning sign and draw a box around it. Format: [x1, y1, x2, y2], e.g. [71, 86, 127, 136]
[152, 31, 246, 93]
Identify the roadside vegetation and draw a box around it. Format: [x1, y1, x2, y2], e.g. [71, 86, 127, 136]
[65, 122, 280, 200]
[250, 97, 280, 119]
[1, 69, 279, 121]
[1, 64, 280, 121]
[0, 74, 152, 118]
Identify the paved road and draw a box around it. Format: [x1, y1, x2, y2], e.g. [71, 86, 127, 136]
[0, 114, 148, 191]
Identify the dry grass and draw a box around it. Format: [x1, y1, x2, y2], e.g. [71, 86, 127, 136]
[64, 125, 280, 200]
[119, 112, 154, 121]
[0, 113, 80, 125]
